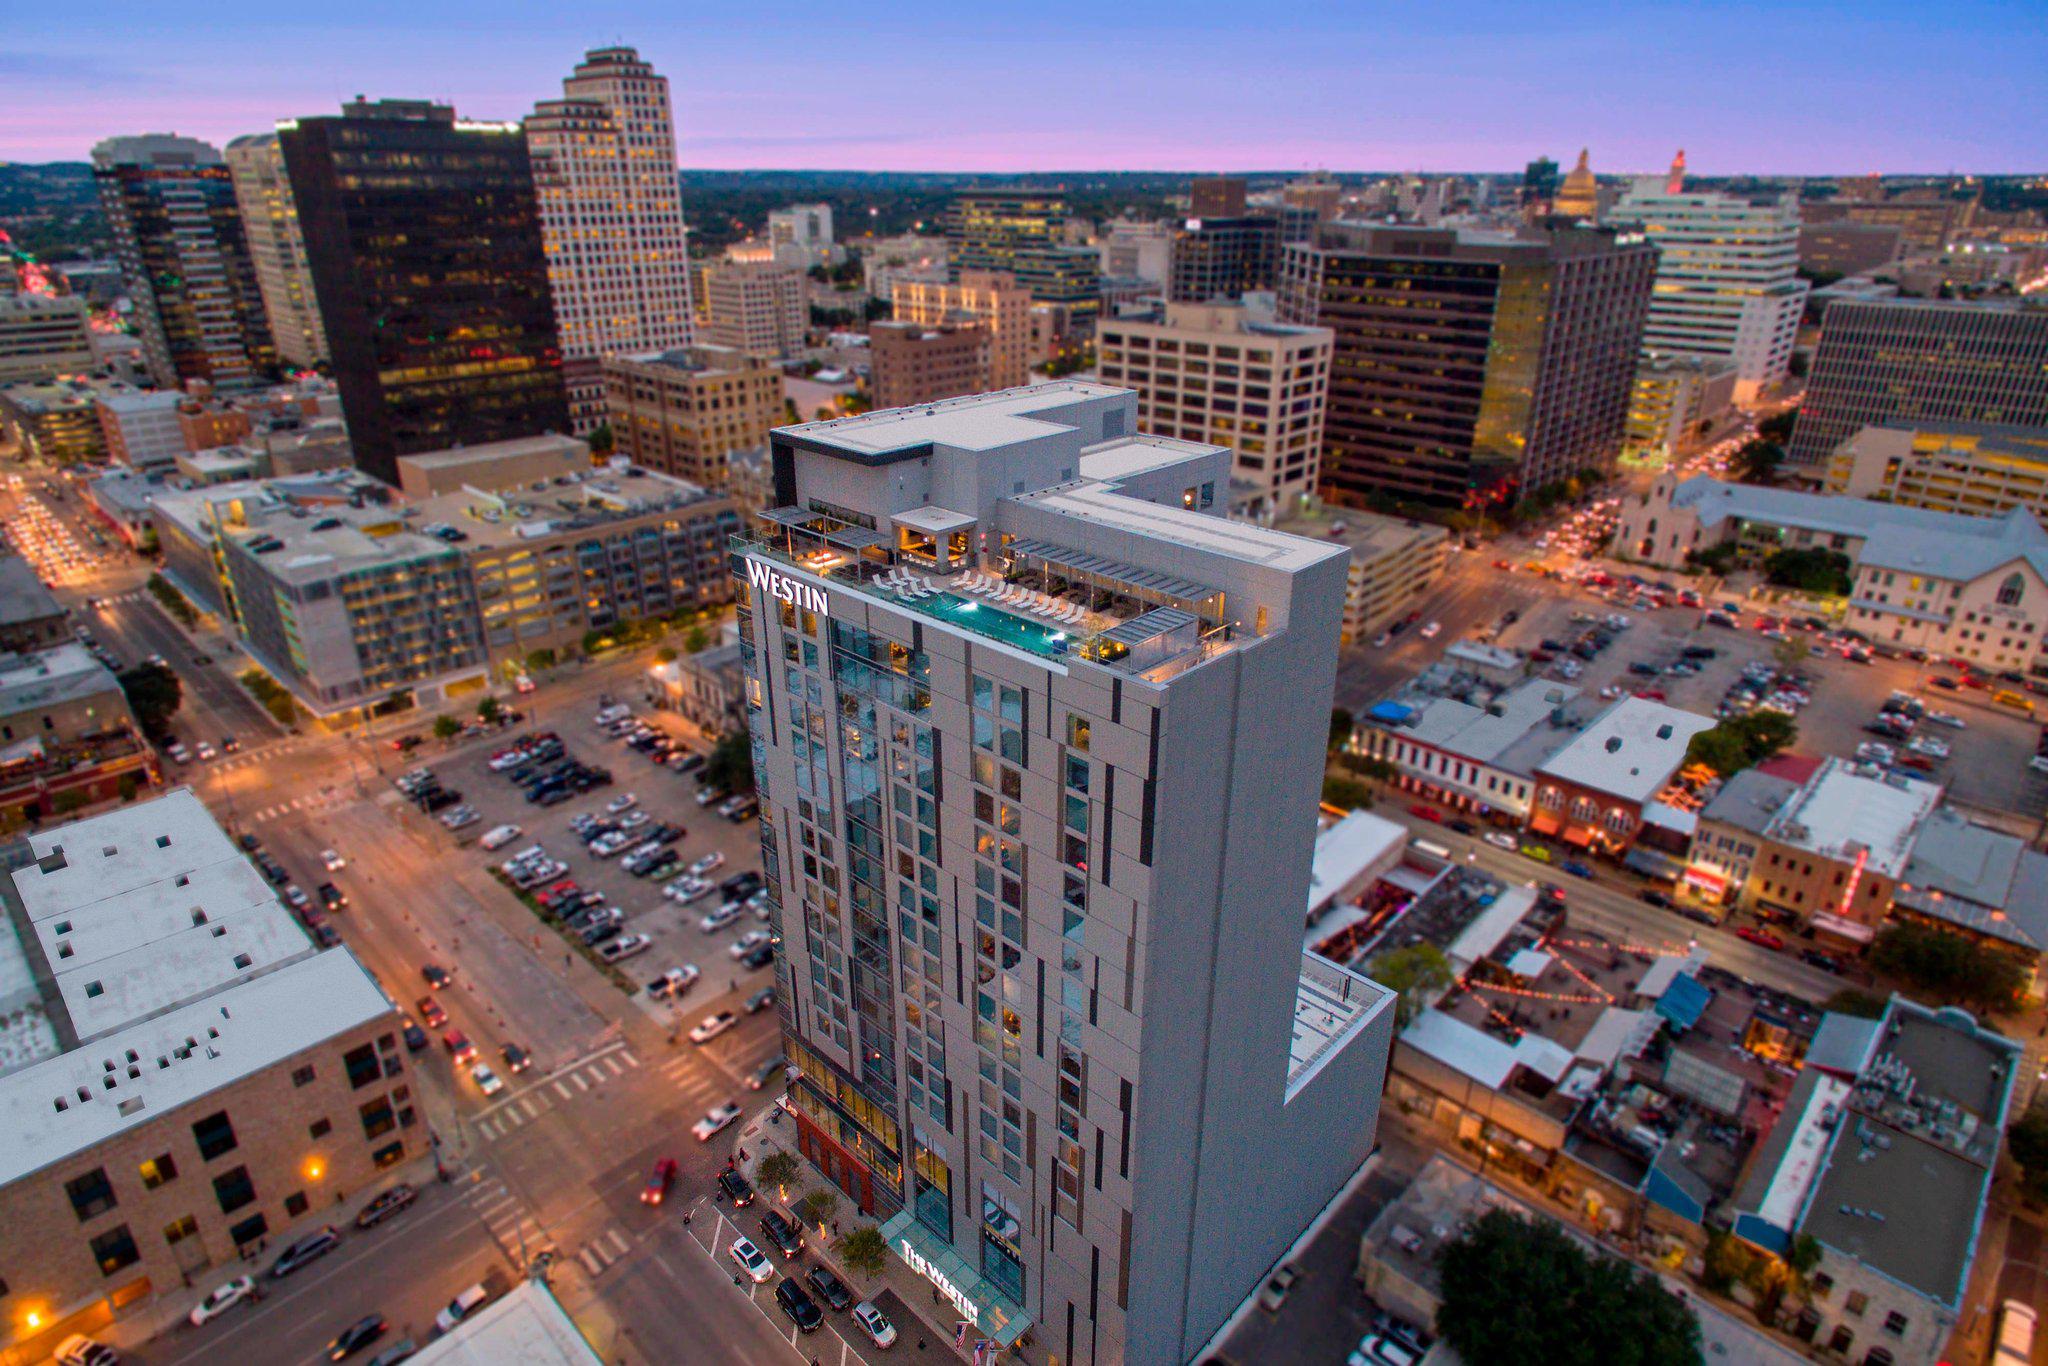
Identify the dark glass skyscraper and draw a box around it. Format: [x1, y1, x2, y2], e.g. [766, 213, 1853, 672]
[1278, 223, 1656, 511]
[91, 134, 276, 392]
[279, 100, 567, 485]
[1168, 215, 1282, 303]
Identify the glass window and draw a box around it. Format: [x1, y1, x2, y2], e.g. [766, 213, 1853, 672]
[343, 1043, 380, 1089]
[139, 1154, 178, 1189]
[212, 1165, 256, 1214]
[66, 1167, 117, 1222]
[192, 1110, 238, 1160]
[89, 1224, 140, 1277]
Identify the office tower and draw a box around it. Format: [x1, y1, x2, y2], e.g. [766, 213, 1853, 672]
[1610, 183, 1808, 401]
[1787, 300, 2048, 465]
[739, 385, 1395, 1366]
[1096, 301, 1334, 514]
[527, 46, 696, 434]
[698, 261, 808, 361]
[1168, 216, 1281, 303]
[1521, 157, 1561, 207]
[1553, 148, 1599, 220]
[1188, 176, 1247, 219]
[602, 344, 784, 487]
[893, 271, 1034, 389]
[768, 204, 839, 268]
[224, 133, 328, 368]
[279, 99, 568, 486]
[868, 321, 992, 409]
[0, 295, 95, 383]
[1797, 222, 1904, 277]
[947, 188, 1100, 316]
[1283, 171, 1343, 222]
[1278, 223, 1656, 510]
[1097, 220, 1174, 288]
[90, 134, 275, 391]
[861, 233, 950, 301]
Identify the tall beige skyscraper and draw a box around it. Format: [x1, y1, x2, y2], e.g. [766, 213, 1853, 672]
[225, 133, 328, 369]
[527, 46, 696, 433]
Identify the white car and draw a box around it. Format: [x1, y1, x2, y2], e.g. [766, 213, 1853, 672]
[435, 1284, 489, 1333]
[853, 1301, 898, 1348]
[729, 1235, 774, 1284]
[591, 831, 632, 858]
[1927, 710, 1967, 729]
[470, 1063, 504, 1096]
[1419, 621, 1441, 639]
[1371, 631, 1391, 648]
[196, 741, 217, 761]
[692, 1100, 742, 1141]
[700, 902, 744, 932]
[729, 930, 770, 960]
[648, 964, 700, 1000]
[189, 1275, 256, 1326]
[1483, 831, 1519, 851]
[598, 933, 653, 964]
[689, 1010, 738, 1044]
[617, 810, 650, 831]
[607, 793, 637, 814]
[321, 849, 346, 872]
[689, 851, 726, 876]
[666, 876, 715, 903]
[478, 823, 519, 850]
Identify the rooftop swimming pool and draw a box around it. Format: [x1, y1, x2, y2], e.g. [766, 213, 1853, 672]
[907, 590, 1073, 658]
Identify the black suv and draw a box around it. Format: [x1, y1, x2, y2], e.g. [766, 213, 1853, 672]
[717, 1168, 756, 1207]
[775, 1278, 823, 1332]
[806, 1264, 853, 1312]
[759, 1209, 804, 1258]
[721, 871, 764, 901]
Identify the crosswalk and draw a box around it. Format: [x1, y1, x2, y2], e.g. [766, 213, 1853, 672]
[463, 1172, 546, 1263]
[576, 1226, 634, 1277]
[473, 1044, 642, 1142]
[247, 786, 357, 824]
[210, 736, 306, 777]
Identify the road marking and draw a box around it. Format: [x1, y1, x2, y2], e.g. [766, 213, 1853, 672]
[606, 1056, 625, 1076]
[554, 1081, 572, 1100]
[520, 1096, 541, 1119]
[620, 1050, 640, 1068]
[499, 1107, 523, 1129]
[476, 1118, 498, 1139]
[606, 1227, 629, 1256]
[572, 1072, 590, 1092]
[578, 1247, 604, 1276]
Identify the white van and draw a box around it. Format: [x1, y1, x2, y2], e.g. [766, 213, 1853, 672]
[479, 824, 522, 851]
[435, 1283, 490, 1333]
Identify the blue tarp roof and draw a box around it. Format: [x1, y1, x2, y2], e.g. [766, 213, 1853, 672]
[1655, 972, 1712, 1031]
[1367, 701, 1413, 724]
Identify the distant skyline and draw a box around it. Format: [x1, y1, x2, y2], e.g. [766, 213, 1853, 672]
[6, 0, 2045, 173]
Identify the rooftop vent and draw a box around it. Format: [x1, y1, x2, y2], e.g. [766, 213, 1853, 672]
[1605, 736, 1623, 754]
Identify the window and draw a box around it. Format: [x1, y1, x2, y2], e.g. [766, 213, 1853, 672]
[89, 1225, 140, 1277]
[343, 1043, 380, 1089]
[284, 1191, 309, 1218]
[372, 1140, 405, 1169]
[139, 1154, 178, 1189]
[360, 1096, 396, 1140]
[228, 1213, 269, 1249]
[66, 1167, 117, 1221]
[310, 1118, 332, 1140]
[213, 1166, 256, 1214]
[1882, 1311, 1908, 1336]
[192, 1110, 238, 1160]
[292, 1065, 316, 1087]
[1997, 573, 2024, 607]
[1845, 1291, 1869, 1317]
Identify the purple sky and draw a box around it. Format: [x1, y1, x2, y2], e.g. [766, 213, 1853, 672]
[8, 0, 2045, 172]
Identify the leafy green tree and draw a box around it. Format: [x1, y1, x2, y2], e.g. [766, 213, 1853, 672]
[1870, 921, 2026, 1014]
[1368, 943, 1452, 1026]
[685, 626, 712, 655]
[2008, 1107, 2048, 1203]
[1732, 439, 1785, 487]
[795, 1190, 840, 1228]
[1686, 542, 1740, 574]
[1770, 636, 1811, 674]
[704, 730, 755, 794]
[655, 646, 679, 664]
[1329, 707, 1355, 752]
[1756, 410, 1798, 444]
[1685, 711, 1796, 776]
[116, 661, 182, 740]
[475, 696, 503, 724]
[432, 714, 462, 741]
[1438, 1209, 1701, 1366]
[839, 1225, 888, 1280]
[1322, 775, 1371, 809]
[588, 422, 614, 456]
[757, 1151, 801, 1189]
[1764, 547, 1852, 596]
[1822, 988, 1887, 1018]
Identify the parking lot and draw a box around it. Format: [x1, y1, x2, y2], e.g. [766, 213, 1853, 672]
[1481, 583, 2048, 823]
[395, 705, 775, 1025]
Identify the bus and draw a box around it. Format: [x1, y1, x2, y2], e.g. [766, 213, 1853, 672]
[1412, 839, 1452, 862]
[1991, 1299, 2036, 1365]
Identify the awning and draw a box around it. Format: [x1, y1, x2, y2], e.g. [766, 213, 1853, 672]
[893, 505, 978, 535]
[1808, 911, 1878, 945]
[1528, 813, 1562, 837]
[1624, 846, 1689, 883]
[1655, 972, 1713, 1031]
[1004, 537, 1219, 604]
[879, 1210, 1032, 1349]
[1561, 826, 1594, 848]
[1682, 865, 1729, 893]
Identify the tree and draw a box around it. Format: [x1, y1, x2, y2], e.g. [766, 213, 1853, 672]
[1755, 410, 1798, 444]
[795, 1189, 839, 1228]
[1822, 988, 1887, 1018]
[476, 696, 502, 724]
[1685, 711, 1796, 776]
[1686, 542, 1739, 575]
[1764, 547, 1852, 596]
[1368, 943, 1452, 1026]
[1870, 921, 2026, 1013]
[1322, 775, 1371, 809]
[839, 1225, 888, 1280]
[1438, 1209, 1701, 1366]
[685, 626, 711, 654]
[116, 661, 182, 740]
[2009, 1107, 2048, 1203]
[1731, 439, 1785, 487]
[757, 1151, 800, 1191]
[1329, 707, 1355, 753]
[1770, 636, 1811, 674]
[588, 422, 615, 456]
[432, 714, 462, 741]
[655, 646, 679, 664]
[704, 729, 754, 794]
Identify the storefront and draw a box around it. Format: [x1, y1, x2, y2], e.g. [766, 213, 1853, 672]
[879, 1210, 1033, 1357]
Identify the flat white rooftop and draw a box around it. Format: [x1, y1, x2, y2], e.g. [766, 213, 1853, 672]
[1306, 809, 1407, 918]
[1077, 433, 1223, 483]
[407, 1280, 603, 1366]
[1538, 697, 1714, 805]
[1765, 758, 1940, 879]
[782, 381, 1127, 454]
[1018, 482, 1335, 571]
[1289, 953, 1392, 1100]
[0, 949, 392, 1187]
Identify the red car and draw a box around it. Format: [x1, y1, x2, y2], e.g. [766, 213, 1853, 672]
[1633, 688, 1667, 701]
[1493, 559, 1514, 571]
[1735, 926, 1786, 952]
[1407, 804, 1442, 823]
[443, 1030, 478, 1065]
[641, 1157, 678, 1206]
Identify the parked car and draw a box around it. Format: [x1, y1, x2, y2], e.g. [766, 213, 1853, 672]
[775, 1278, 823, 1333]
[852, 1302, 898, 1348]
[270, 1226, 342, 1278]
[355, 1183, 417, 1229]
[739, 941, 776, 971]
[647, 965, 701, 1000]
[717, 1168, 756, 1207]
[807, 1264, 854, 1312]
[326, 1314, 387, 1361]
[690, 1010, 738, 1044]
[729, 1236, 774, 1284]
[1482, 831, 1518, 851]
[189, 1275, 257, 1325]
[1735, 926, 1786, 951]
[759, 1209, 805, 1258]
[433, 1285, 489, 1334]
[598, 932, 652, 963]
[729, 930, 770, 960]
[744, 987, 776, 1015]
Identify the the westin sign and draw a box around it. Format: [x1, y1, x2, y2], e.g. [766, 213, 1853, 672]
[745, 557, 829, 616]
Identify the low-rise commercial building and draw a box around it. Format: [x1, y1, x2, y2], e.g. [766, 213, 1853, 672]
[0, 791, 405, 1360]
[1821, 421, 2048, 521]
[602, 346, 783, 489]
[648, 636, 744, 734]
[1732, 996, 2020, 1365]
[1529, 697, 1714, 855]
[1892, 807, 2048, 969]
[86, 469, 163, 550]
[1355, 672, 1585, 823]
[0, 295, 96, 385]
[1269, 504, 1447, 643]
[867, 321, 992, 410]
[1617, 473, 2048, 676]
[391, 433, 589, 500]
[94, 390, 186, 471]
[1, 382, 107, 464]
[0, 558, 71, 653]
[0, 644, 154, 830]
[891, 271, 1034, 390]
[1626, 352, 1737, 461]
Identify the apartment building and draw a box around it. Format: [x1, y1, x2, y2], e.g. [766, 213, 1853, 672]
[1627, 352, 1737, 460]
[1610, 184, 1807, 401]
[0, 643, 154, 830]
[90, 135, 276, 393]
[92, 390, 185, 471]
[946, 189, 1099, 316]
[892, 271, 1034, 391]
[1822, 421, 2048, 519]
[0, 382, 107, 464]
[867, 322, 992, 410]
[1269, 504, 1448, 643]
[527, 47, 697, 434]
[601, 345, 782, 489]
[1168, 216, 1282, 304]
[1096, 220, 1173, 289]
[0, 558, 70, 653]
[1617, 474, 2048, 676]
[223, 133, 328, 369]
[861, 234, 949, 302]
[0, 295, 96, 385]
[698, 261, 807, 362]
[741, 385, 1395, 1364]
[0, 792, 404, 1361]
[767, 204, 840, 269]
[280, 99, 568, 487]
[1278, 223, 1655, 510]
[1096, 301, 1333, 515]
[1787, 299, 2048, 467]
